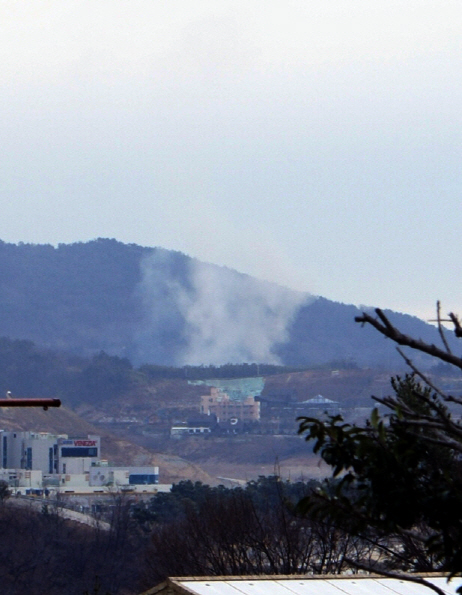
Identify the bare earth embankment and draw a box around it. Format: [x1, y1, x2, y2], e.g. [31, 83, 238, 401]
[117, 432, 329, 486]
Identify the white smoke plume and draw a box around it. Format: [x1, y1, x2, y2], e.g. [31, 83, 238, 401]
[177, 260, 310, 365]
[136, 250, 311, 366]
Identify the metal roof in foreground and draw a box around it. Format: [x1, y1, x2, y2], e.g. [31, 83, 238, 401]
[143, 575, 459, 595]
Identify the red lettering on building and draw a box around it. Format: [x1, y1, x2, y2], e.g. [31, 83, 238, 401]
[73, 440, 97, 447]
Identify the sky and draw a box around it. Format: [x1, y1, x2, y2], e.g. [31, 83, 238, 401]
[0, 1, 461, 321]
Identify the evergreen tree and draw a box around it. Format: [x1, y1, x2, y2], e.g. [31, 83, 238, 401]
[298, 306, 462, 595]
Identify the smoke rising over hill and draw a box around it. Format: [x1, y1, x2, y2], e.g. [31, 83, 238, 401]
[0, 239, 451, 368]
[137, 251, 311, 365]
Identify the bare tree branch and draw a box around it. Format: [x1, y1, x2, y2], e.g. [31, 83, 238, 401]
[449, 313, 462, 338]
[436, 301, 452, 354]
[355, 308, 462, 371]
[395, 347, 447, 400]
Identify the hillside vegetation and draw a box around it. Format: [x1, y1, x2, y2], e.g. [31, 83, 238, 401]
[0, 238, 450, 368]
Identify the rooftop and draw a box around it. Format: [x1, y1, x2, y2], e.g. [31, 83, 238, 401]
[142, 575, 459, 595]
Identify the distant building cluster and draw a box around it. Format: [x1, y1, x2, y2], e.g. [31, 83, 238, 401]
[200, 387, 261, 423]
[171, 386, 261, 438]
[0, 430, 160, 494]
[170, 378, 341, 438]
[170, 382, 345, 438]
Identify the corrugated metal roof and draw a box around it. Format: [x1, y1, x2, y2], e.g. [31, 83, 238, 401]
[153, 576, 459, 595]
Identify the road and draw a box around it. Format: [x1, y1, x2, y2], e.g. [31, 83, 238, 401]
[6, 496, 111, 531]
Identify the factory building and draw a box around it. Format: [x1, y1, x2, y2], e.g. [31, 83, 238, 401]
[89, 464, 159, 487]
[0, 431, 101, 474]
[0, 430, 161, 493]
[56, 436, 101, 474]
[0, 468, 43, 490]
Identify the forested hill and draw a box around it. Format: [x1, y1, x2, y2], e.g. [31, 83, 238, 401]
[0, 238, 450, 368]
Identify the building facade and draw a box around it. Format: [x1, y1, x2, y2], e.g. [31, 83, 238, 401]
[200, 388, 260, 423]
[0, 431, 101, 474]
[89, 464, 159, 487]
[0, 430, 161, 493]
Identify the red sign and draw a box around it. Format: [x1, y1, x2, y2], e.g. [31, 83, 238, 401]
[73, 440, 97, 447]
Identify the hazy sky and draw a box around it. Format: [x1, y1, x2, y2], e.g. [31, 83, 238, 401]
[1, 1, 461, 320]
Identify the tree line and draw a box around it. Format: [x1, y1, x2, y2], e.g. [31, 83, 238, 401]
[0, 336, 317, 408]
[0, 494, 141, 595]
[134, 477, 375, 588]
[0, 476, 366, 594]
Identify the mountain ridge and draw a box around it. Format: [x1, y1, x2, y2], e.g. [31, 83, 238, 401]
[0, 238, 450, 368]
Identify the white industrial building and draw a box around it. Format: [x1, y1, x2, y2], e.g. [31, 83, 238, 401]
[0, 430, 101, 474]
[0, 430, 161, 494]
[89, 464, 159, 487]
[0, 468, 43, 490]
